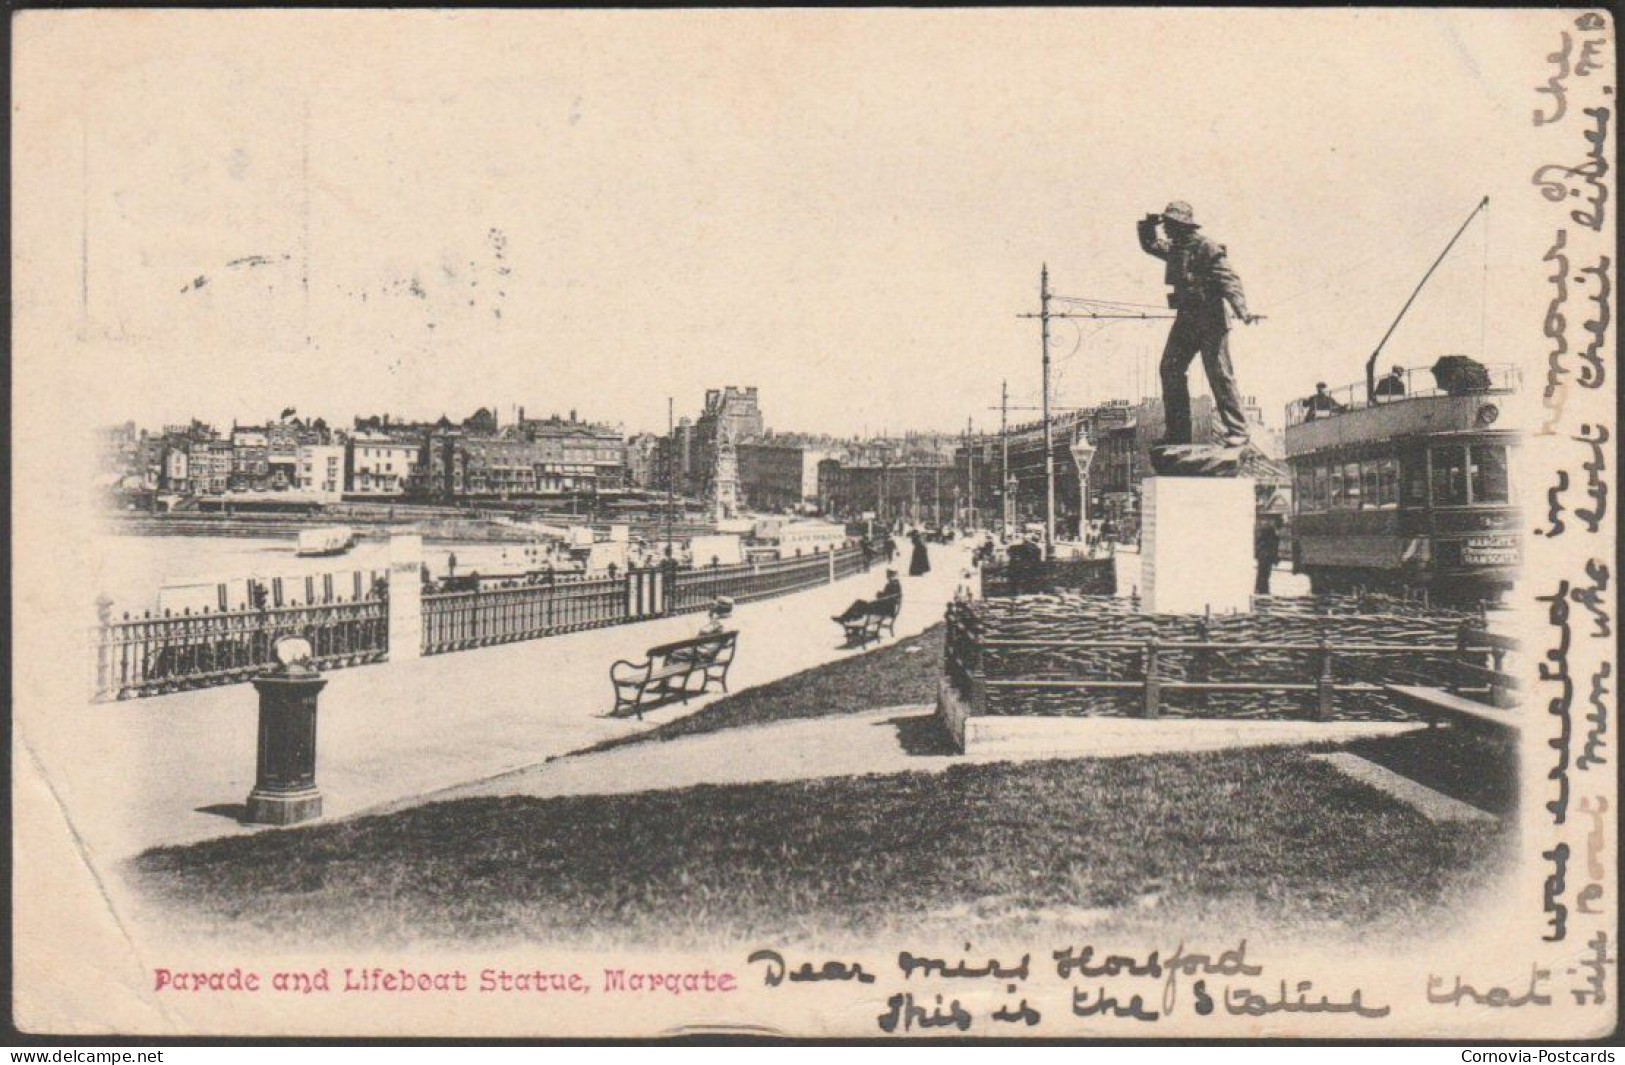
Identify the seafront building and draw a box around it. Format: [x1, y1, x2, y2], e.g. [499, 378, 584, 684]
[97, 387, 1284, 532]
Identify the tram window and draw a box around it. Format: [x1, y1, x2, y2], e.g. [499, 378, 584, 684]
[1294, 469, 1312, 513]
[1329, 465, 1345, 508]
[1313, 466, 1330, 511]
[1378, 457, 1399, 507]
[1343, 462, 1362, 509]
[1360, 462, 1379, 509]
[1397, 455, 1423, 507]
[1471, 445, 1510, 504]
[1431, 446, 1470, 506]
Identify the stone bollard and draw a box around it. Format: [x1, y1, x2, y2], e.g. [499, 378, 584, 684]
[1315, 631, 1336, 722]
[387, 533, 424, 661]
[1143, 637, 1162, 719]
[245, 637, 328, 826]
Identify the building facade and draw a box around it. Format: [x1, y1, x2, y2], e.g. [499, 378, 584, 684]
[688, 387, 764, 499]
[624, 433, 662, 489]
[265, 423, 302, 489]
[736, 441, 808, 512]
[195, 439, 233, 495]
[347, 434, 420, 496]
[229, 426, 269, 491]
[817, 457, 958, 525]
[296, 444, 346, 499]
[513, 411, 628, 494]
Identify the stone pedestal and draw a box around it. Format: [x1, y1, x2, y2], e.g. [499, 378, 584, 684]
[246, 668, 327, 825]
[387, 533, 423, 662]
[1141, 476, 1255, 615]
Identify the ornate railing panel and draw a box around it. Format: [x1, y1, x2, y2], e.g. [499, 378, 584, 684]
[92, 598, 386, 702]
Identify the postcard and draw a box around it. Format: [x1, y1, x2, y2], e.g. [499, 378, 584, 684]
[9, 7, 1618, 1040]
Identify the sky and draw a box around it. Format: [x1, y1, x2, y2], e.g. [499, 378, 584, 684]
[14, 9, 1568, 437]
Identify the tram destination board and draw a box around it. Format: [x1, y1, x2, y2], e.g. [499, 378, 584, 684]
[1463, 535, 1520, 567]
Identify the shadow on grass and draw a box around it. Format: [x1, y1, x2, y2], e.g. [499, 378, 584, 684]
[881, 711, 957, 756]
[132, 746, 1514, 950]
[581, 623, 945, 756]
[1342, 727, 1517, 816]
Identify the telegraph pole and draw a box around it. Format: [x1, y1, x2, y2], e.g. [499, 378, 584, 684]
[664, 397, 675, 556]
[1017, 275, 1185, 553]
[965, 416, 976, 531]
[1041, 264, 1055, 557]
[1000, 380, 1010, 537]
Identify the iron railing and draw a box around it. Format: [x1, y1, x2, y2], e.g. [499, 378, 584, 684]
[425, 548, 862, 652]
[421, 574, 630, 654]
[1284, 362, 1522, 428]
[92, 597, 387, 701]
[667, 551, 847, 614]
[94, 544, 866, 698]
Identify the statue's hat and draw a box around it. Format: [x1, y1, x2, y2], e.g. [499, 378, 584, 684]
[1162, 201, 1198, 227]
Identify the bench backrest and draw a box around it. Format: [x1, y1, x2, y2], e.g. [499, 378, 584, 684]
[874, 593, 902, 618]
[648, 631, 737, 667]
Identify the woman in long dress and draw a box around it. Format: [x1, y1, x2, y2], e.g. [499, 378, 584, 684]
[908, 529, 931, 576]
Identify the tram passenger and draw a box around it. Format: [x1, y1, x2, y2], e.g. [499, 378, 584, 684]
[1374, 365, 1407, 400]
[1303, 382, 1345, 421]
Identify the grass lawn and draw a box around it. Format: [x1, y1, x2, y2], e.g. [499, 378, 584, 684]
[589, 622, 945, 753]
[1341, 726, 1517, 816]
[130, 744, 1511, 950]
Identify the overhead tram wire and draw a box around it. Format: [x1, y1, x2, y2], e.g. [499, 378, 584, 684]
[1266, 202, 1490, 317]
[1479, 204, 1490, 361]
[1362, 195, 1490, 401]
[1050, 293, 1170, 311]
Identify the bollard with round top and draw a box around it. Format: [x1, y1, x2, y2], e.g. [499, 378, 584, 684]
[245, 636, 327, 826]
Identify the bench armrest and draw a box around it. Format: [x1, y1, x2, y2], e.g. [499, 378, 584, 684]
[610, 658, 652, 685]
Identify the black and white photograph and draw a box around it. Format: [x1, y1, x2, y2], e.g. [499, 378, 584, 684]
[7, 6, 1617, 1042]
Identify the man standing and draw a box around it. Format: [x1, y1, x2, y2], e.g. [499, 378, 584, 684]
[1254, 514, 1283, 595]
[1138, 202, 1258, 447]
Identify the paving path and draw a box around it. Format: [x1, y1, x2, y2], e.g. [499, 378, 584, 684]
[384, 706, 1424, 810]
[22, 539, 976, 862]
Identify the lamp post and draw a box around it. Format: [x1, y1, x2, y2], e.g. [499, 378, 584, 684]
[1069, 432, 1097, 545]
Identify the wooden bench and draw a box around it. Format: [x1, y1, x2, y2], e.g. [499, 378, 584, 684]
[610, 631, 738, 719]
[1385, 684, 1521, 734]
[842, 594, 900, 648]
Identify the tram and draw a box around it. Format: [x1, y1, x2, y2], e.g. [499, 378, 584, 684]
[1283, 359, 1521, 605]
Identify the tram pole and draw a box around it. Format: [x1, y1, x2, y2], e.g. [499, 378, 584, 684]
[1041, 265, 1055, 558]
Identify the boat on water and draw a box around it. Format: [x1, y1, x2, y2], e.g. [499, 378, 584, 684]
[296, 525, 358, 558]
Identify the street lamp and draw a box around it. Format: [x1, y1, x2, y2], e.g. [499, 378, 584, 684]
[1069, 432, 1096, 543]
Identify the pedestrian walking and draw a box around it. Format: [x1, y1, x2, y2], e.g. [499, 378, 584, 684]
[908, 528, 931, 576]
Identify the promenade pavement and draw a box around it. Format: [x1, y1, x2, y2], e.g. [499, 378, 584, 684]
[22, 540, 976, 865]
[395, 707, 1424, 809]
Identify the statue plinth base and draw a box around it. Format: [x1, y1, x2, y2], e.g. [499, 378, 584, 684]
[1141, 476, 1255, 615]
[1148, 443, 1248, 478]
